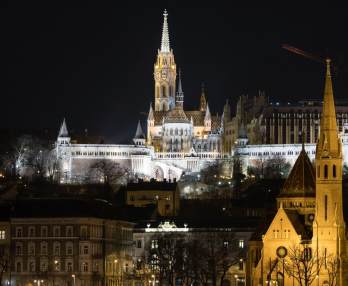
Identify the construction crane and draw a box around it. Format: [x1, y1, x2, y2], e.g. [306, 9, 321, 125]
[282, 44, 328, 65]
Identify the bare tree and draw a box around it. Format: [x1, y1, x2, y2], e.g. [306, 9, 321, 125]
[0, 247, 9, 286]
[88, 159, 128, 185]
[325, 255, 339, 286]
[283, 245, 324, 286]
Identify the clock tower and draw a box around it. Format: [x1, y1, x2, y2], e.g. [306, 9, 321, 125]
[154, 10, 176, 111]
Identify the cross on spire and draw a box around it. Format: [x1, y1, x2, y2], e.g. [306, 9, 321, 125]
[160, 9, 170, 52]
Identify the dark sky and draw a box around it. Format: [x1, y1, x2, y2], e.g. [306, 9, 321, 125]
[3, 3, 348, 142]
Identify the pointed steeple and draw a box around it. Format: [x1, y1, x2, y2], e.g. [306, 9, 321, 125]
[58, 118, 69, 138]
[200, 83, 207, 111]
[148, 104, 154, 121]
[176, 69, 184, 107]
[134, 120, 145, 139]
[160, 9, 170, 53]
[316, 58, 341, 159]
[204, 103, 211, 121]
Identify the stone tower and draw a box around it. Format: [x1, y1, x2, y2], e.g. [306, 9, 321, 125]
[154, 10, 176, 111]
[313, 59, 346, 284]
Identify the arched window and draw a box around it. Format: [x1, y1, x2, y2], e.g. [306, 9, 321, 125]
[324, 165, 328, 179]
[162, 86, 166, 97]
[169, 86, 173, 97]
[333, 165, 336, 178]
[324, 195, 328, 221]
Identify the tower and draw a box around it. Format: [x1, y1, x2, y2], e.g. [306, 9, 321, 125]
[176, 70, 184, 108]
[204, 103, 211, 132]
[133, 120, 146, 146]
[57, 118, 70, 145]
[200, 83, 207, 112]
[154, 10, 176, 111]
[313, 59, 345, 283]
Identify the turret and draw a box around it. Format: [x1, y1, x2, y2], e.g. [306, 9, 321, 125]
[200, 83, 207, 112]
[133, 120, 146, 146]
[204, 103, 211, 132]
[147, 104, 154, 144]
[57, 118, 70, 145]
[176, 69, 184, 108]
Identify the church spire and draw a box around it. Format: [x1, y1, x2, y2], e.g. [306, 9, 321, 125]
[316, 58, 340, 159]
[160, 9, 170, 53]
[200, 83, 207, 111]
[176, 69, 184, 107]
[58, 118, 69, 138]
[148, 103, 154, 121]
[134, 120, 145, 139]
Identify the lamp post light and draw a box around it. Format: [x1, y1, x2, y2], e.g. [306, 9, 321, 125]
[34, 280, 44, 286]
[53, 260, 59, 286]
[71, 274, 76, 286]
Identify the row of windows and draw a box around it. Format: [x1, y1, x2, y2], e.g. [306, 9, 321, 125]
[248, 150, 315, 157]
[15, 226, 74, 238]
[72, 151, 129, 157]
[273, 229, 291, 239]
[317, 164, 337, 179]
[15, 260, 76, 273]
[16, 241, 74, 256]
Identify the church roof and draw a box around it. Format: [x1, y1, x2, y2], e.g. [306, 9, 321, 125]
[164, 106, 190, 123]
[134, 121, 145, 139]
[278, 146, 315, 198]
[58, 118, 69, 137]
[153, 109, 221, 130]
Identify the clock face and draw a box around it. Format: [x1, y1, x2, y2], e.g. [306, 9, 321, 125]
[276, 246, 287, 258]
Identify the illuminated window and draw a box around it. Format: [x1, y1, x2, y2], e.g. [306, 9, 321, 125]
[0, 230, 5, 239]
[239, 240, 244, 249]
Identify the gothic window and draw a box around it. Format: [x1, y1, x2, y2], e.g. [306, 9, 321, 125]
[333, 165, 336, 178]
[169, 86, 173, 97]
[324, 165, 328, 179]
[162, 85, 166, 97]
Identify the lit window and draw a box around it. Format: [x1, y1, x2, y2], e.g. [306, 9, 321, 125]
[0, 230, 5, 239]
[239, 239, 244, 249]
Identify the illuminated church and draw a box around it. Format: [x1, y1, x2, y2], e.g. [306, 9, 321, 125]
[246, 59, 347, 286]
[55, 10, 348, 184]
[56, 10, 226, 183]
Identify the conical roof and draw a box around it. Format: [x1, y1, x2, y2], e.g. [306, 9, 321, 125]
[279, 147, 315, 198]
[134, 121, 145, 139]
[316, 59, 341, 159]
[238, 121, 248, 139]
[58, 118, 69, 137]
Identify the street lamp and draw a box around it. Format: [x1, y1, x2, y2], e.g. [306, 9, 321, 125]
[71, 274, 76, 286]
[34, 280, 44, 286]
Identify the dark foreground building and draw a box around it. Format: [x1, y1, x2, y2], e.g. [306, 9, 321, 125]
[0, 198, 134, 286]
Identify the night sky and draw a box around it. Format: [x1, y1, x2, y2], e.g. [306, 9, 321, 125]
[3, 3, 348, 143]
